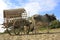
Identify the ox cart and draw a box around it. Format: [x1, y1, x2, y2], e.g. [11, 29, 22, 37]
[3, 8, 35, 35]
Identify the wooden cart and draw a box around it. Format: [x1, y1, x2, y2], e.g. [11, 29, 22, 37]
[3, 8, 31, 35]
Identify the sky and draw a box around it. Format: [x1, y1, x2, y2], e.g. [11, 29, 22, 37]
[0, 0, 60, 32]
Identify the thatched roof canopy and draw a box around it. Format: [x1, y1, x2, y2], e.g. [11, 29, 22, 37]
[3, 8, 26, 18]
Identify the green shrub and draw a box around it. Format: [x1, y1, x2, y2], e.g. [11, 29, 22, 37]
[49, 20, 60, 29]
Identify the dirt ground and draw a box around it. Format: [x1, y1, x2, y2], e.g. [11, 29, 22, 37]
[0, 28, 60, 40]
[0, 33, 60, 40]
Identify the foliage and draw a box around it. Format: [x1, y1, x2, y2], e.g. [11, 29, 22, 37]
[49, 20, 60, 29]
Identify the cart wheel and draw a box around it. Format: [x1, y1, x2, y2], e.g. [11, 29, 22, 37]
[14, 28, 20, 35]
[6, 27, 15, 35]
[6, 28, 12, 35]
[13, 20, 21, 35]
[6, 27, 20, 35]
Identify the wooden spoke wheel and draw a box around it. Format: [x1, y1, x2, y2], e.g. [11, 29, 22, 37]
[14, 27, 20, 35]
[6, 20, 21, 35]
[13, 20, 23, 35]
[6, 26, 15, 35]
[6, 26, 21, 35]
